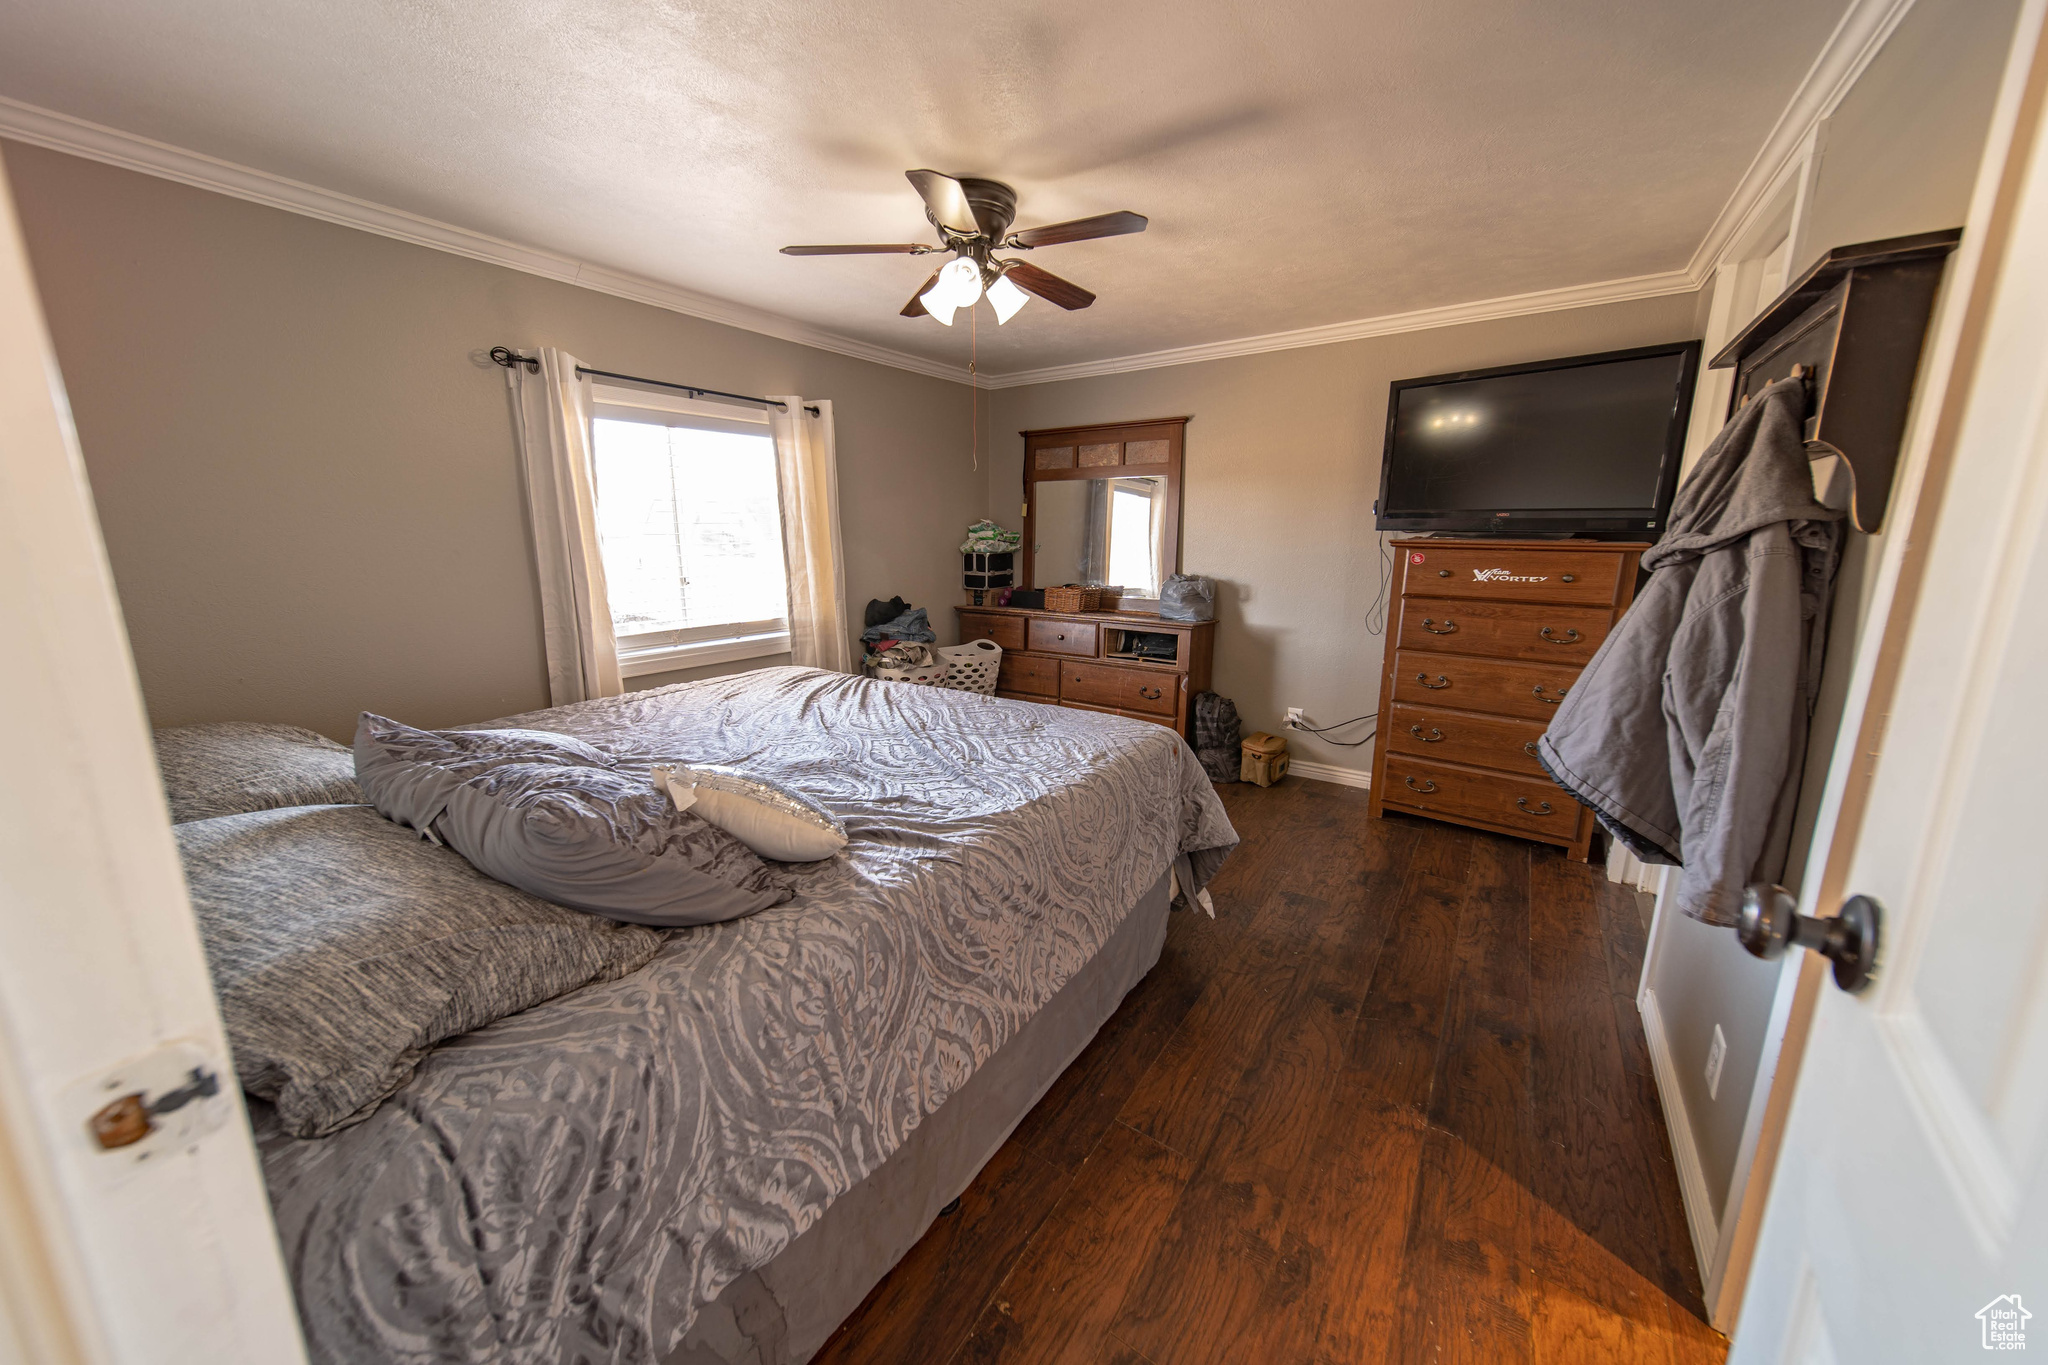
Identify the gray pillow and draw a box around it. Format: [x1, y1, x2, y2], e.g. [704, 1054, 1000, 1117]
[154, 722, 363, 822]
[354, 714, 789, 927]
[178, 804, 665, 1137]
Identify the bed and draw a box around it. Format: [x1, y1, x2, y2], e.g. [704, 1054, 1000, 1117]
[224, 666, 1235, 1365]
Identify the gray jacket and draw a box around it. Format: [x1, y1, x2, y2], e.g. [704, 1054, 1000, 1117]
[1537, 377, 1842, 926]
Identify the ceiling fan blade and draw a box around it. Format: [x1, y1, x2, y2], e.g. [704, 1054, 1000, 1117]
[1009, 211, 1149, 248]
[1003, 260, 1096, 310]
[901, 269, 943, 317]
[781, 243, 932, 255]
[905, 169, 980, 235]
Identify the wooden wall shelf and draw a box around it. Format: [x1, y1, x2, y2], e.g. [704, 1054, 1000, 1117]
[1711, 228, 1961, 533]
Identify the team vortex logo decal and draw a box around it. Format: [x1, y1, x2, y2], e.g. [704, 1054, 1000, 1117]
[1471, 567, 1549, 583]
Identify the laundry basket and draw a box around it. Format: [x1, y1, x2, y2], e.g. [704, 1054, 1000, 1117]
[870, 660, 947, 686]
[936, 638, 1003, 695]
[866, 643, 946, 687]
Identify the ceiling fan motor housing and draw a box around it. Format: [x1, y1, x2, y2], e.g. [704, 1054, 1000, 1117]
[951, 178, 1018, 244]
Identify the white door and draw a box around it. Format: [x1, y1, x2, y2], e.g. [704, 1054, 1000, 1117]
[1731, 10, 2048, 1362]
[0, 146, 307, 1361]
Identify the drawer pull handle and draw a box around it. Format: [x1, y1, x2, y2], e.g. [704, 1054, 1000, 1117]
[1539, 626, 1582, 645]
[1056, 633, 1066, 640]
[1138, 686, 1163, 700]
[1416, 673, 1451, 690]
[1523, 741, 1540, 758]
[1408, 725, 1444, 743]
[1404, 776, 1438, 794]
[1438, 569, 1452, 577]
[1517, 797, 1554, 815]
[1533, 685, 1568, 704]
[1561, 573, 1576, 583]
[1421, 617, 1457, 634]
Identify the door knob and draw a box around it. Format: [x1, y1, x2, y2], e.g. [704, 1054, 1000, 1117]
[1738, 885, 1881, 994]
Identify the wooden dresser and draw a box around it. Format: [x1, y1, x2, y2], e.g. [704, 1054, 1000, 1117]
[1367, 538, 1648, 860]
[956, 605, 1215, 741]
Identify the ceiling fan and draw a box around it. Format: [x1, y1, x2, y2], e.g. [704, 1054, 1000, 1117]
[780, 169, 1147, 325]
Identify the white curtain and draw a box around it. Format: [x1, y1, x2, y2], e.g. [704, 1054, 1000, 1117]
[766, 396, 853, 672]
[507, 348, 623, 705]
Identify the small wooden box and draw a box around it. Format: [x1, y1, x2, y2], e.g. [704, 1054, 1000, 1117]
[1241, 731, 1290, 787]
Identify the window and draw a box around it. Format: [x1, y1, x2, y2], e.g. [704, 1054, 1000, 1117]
[1105, 480, 1161, 594]
[588, 385, 789, 675]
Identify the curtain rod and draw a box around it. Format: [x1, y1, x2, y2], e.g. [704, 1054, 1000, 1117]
[488, 347, 819, 415]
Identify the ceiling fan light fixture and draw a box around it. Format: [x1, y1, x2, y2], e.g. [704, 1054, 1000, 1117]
[987, 272, 1030, 324]
[943, 257, 984, 305]
[920, 256, 984, 324]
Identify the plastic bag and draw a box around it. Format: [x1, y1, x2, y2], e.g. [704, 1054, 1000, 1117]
[1158, 574, 1216, 623]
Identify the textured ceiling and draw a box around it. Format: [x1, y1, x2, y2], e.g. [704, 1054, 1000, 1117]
[0, 0, 1850, 377]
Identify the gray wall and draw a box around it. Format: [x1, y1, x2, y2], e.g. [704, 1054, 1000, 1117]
[1642, 0, 2023, 1225]
[987, 294, 1702, 771]
[5, 141, 982, 741]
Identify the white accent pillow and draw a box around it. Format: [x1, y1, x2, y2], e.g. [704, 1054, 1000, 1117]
[656, 764, 848, 863]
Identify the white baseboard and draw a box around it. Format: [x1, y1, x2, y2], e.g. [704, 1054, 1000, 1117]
[1287, 760, 1371, 790]
[1639, 987, 1722, 1278]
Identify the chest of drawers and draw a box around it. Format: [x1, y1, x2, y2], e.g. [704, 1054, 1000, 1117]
[1367, 538, 1648, 860]
[956, 606, 1214, 741]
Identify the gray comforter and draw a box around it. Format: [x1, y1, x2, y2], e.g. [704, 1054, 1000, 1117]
[256, 667, 1236, 1365]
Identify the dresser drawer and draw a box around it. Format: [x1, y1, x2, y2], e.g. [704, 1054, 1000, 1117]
[1061, 661, 1178, 715]
[1387, 704, 1549, 776]
[1391, 650, 1580, 720]
[958, 611, 1026, 652]
[998, 652, 1058, 697]
[1399, 544, 1626, 605]
[1029, 618, 1099, 657]
[1119, 669, 1179, 717]
[1380, 755, 1579, 840]
[1397, 599, 1611, 663]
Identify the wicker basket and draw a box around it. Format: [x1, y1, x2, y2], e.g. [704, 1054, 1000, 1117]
[1043, 584, 1102, 613]
[936, 638, 1002, 695]
[1098, 587, 1123, 611]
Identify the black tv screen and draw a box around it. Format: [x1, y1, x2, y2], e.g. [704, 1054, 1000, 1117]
[1375, 341, 1701, 536]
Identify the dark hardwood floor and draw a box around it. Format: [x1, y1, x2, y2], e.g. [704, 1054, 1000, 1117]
[812, 777, 1726, 1365]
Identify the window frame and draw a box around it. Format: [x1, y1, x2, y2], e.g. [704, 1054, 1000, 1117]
[587, 383, 790, 677]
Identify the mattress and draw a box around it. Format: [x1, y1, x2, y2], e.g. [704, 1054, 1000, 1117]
[255, 667, 1237, 1365]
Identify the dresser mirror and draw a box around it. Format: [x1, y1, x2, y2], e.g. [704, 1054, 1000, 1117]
[1031, 475, 1173, 595]
[1021, 417, 1188, 603]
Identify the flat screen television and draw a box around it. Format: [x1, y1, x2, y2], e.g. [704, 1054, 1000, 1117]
[1374, 341, 1702, 536]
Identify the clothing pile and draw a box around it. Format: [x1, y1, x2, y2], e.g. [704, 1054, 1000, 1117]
[861, 597, 937, 673]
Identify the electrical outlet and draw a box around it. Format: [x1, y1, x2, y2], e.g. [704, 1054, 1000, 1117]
[1705, 1024, 1727, 1101]
[1285, 708, 1305, 728]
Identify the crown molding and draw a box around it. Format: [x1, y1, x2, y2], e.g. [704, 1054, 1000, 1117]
[982, 0, 1919, 390]
[978, 267, 1698, 388]
[0, 0, 1917, 394]
[0, 96, 977, 386]
[1683, 0, 1918, 281]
